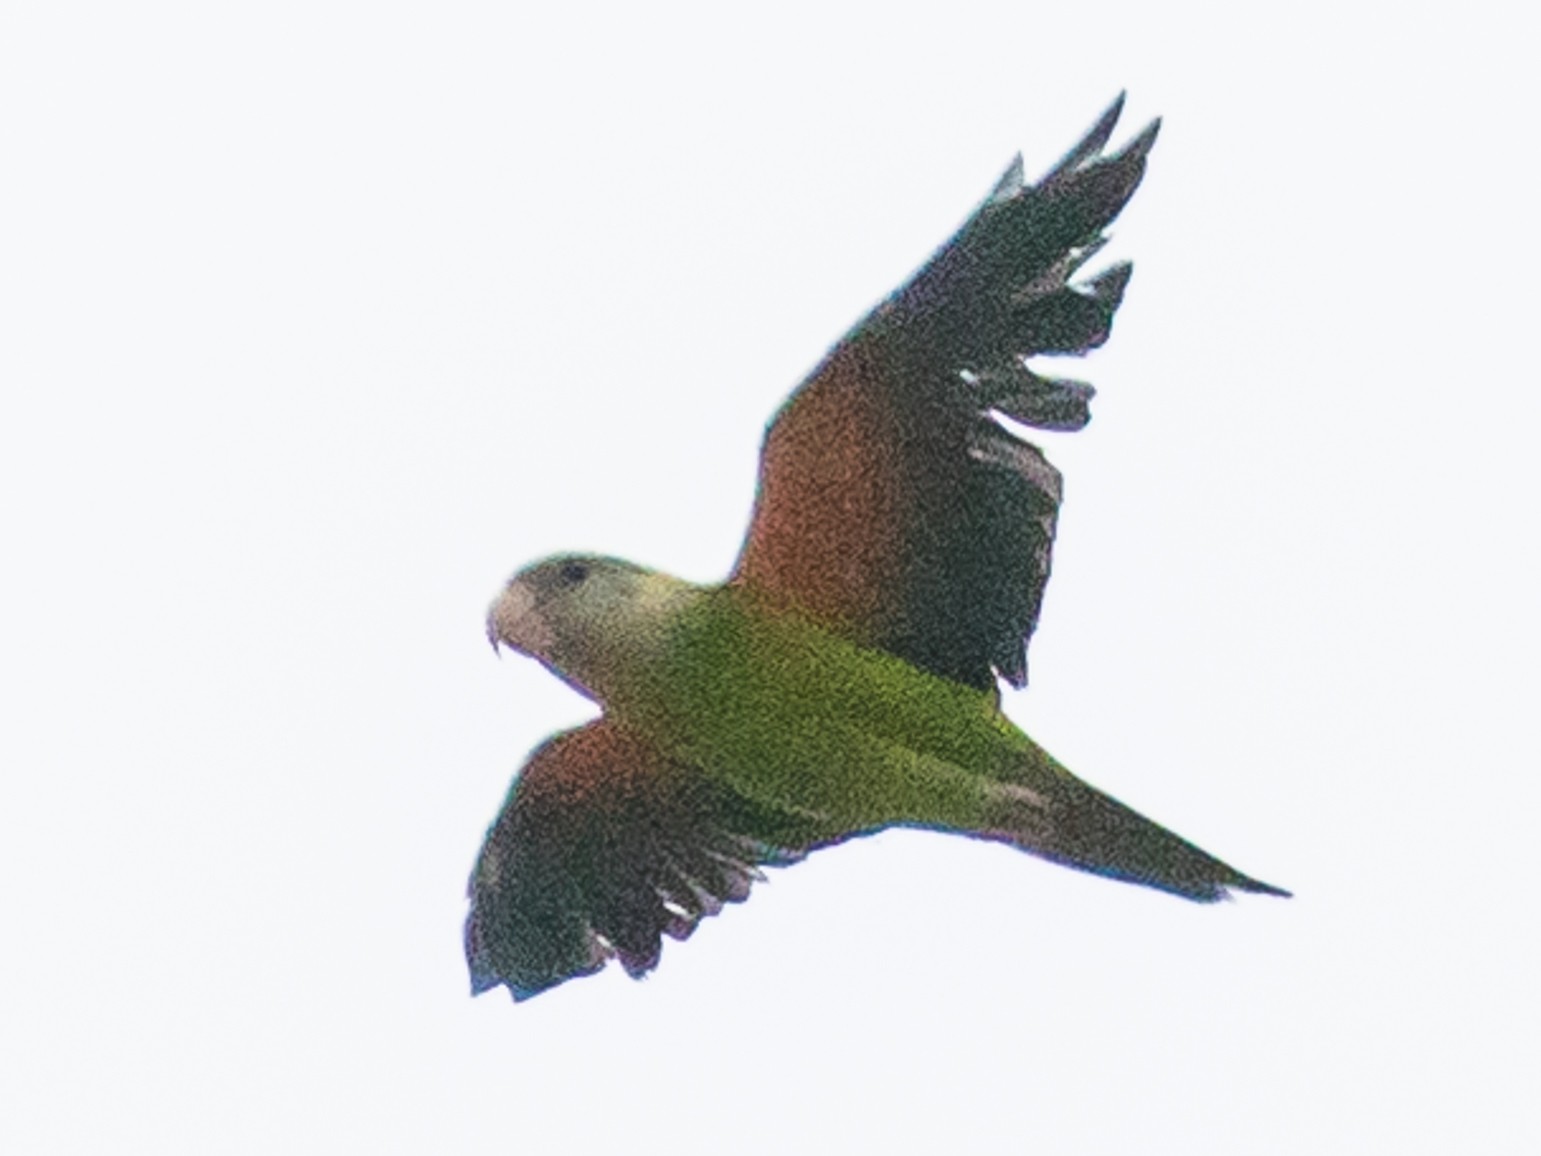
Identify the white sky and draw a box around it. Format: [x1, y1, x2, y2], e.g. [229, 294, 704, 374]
[3, 3, 1536, 1153]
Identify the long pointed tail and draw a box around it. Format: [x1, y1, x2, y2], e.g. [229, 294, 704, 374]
[982, 749, 1289, 902]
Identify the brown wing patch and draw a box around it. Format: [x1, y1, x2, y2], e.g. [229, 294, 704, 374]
[730, 341, 905, 644]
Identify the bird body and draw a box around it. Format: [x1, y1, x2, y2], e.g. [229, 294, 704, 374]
[468, 97, 1287, 1001]
[613, 581, 1019, 840]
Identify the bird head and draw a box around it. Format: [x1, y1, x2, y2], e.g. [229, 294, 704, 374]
[486, 555, 698, 702]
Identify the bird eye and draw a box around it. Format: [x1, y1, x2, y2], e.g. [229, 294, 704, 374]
[557, 561, 590, 587]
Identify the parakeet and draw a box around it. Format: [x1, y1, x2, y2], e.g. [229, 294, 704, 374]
[468, 96, 1288, 1001]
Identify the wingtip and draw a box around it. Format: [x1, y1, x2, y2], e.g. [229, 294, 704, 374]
[1090, 91, 1128, 143]
[1085, 260, 1133, 305]
[1119, 117, 1162, 166]
[988, 153, 1026, 204]
[1043, 93, 1127, 183]
[470, 970, 565, 1002]
[468, 963, 498, 997]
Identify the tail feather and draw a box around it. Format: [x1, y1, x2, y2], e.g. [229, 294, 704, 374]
[985, 765, 1289, 902]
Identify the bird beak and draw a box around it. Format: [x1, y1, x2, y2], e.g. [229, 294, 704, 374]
[486, 579, 554, 661]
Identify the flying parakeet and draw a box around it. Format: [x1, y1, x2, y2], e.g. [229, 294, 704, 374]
[469, 96, 1288, 1001]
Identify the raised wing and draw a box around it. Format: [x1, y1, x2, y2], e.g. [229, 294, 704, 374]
[731, 96, 1158, 691]
[465, 719, 816, 1000]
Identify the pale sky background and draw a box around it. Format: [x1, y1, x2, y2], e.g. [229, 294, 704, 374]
[3, 3, 1536, 1153]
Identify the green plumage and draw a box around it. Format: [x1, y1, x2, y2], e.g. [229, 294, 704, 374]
[631, 587, 1014, 833]
[607, 584, 1283, 900]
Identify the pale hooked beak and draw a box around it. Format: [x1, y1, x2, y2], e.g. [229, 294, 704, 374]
[485, 580, 554, 661]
